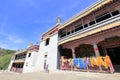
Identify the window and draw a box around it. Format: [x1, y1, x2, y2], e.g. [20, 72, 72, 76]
[28, 53, 31, 57]
[96, 12, 108, 19]
[24, 54, 26, 58]
[75, 25, 83, 32]
[15, 55, 18, 60]
[45, 38, 50, 46]
[67, 31, 70, 35]
[112, 10, 120, 16]
[89, 20, 95, 26]
[84, 24, 88, 28]
[71, 30, 74, 33]
[96, 13, 111, 23]
[44, 55, 47, 58]
[60, 32, 66, 38]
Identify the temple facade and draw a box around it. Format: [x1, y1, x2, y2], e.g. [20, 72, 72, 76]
[8, 0, 120, 73]
[58, 0, 120, 73]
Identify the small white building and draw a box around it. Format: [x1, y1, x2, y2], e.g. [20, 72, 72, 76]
[8, 44, 39, 73]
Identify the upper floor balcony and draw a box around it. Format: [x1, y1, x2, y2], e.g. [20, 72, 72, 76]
[58, 9, 120, 42]
[14, 53, 27, 61]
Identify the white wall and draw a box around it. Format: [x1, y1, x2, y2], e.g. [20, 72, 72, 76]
[23, 51, 38, 73]
[37, 33, 58, 72]
[8, 56, 15, 71]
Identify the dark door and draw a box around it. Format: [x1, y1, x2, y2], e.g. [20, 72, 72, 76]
[107, 47, 120, 72]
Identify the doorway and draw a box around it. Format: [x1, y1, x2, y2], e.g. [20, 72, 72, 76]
[106, 47, 120, 72]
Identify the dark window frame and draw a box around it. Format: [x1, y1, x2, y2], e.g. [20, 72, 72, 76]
[45, 38, 50, 46]
[96, 13, 111, 23]
[84, 24, 88, 28]
[89, 20, 95, 26]
[28, 53, 31, 57]
[44, 55, 47, 58]
[111, 10, 120, 16]
[75, 25, 83, 32]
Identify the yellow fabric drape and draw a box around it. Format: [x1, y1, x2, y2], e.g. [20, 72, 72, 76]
[96, 57, 109, 69]
[90, 57, 99, 67]
[90, 56, 111, 69]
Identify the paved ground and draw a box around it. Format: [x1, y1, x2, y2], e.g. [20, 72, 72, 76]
[0, 70, 120, 80]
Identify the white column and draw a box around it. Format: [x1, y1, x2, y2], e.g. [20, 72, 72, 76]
[71, 48, 76, 59]
[93, 43, 100, 56]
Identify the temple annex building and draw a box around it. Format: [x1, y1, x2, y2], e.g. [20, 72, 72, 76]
[9, 0, 120, 73]
[8, 44, 39, 73]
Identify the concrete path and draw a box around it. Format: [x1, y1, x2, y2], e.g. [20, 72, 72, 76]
[0, 70, 120, 80]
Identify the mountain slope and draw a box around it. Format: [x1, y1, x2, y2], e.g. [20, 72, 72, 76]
[0, 48, 16, 70]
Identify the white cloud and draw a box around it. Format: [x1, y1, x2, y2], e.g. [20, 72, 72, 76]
[0, 18, 25, 44]
[0, 31, 25, 44]
[8, 35, 25, 44]
[0, 42, 18, 50]
[0, 31, 25, 50]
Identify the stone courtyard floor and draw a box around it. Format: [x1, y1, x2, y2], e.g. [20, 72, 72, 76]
[0, 70, 120, 80]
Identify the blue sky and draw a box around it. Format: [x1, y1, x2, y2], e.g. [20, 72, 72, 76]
[0, 0, 97, 50]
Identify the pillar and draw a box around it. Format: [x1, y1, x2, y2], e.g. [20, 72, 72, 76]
[93, 43, 100, 56]
[71, 48, 76, 59]
[93, 42, 102, 71]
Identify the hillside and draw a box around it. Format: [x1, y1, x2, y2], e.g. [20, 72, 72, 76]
[0, 48, 16, 70]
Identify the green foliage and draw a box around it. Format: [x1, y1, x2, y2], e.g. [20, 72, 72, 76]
[0, 48, 16, 70]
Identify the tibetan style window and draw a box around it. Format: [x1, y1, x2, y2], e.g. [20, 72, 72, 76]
[60, 32, 66, 38]
[89, 20, 95, 26]
[71, 30, 74, 33]
[75, 25, 83, 32]
[67, 32, 70, 35]
[96, 12, 111, 23]
[23, 53, 26, 58]
[84, 24, 88, 28]
[28, 53, 31, 57]
[112, 10, 120, 16]
[44, 55, 47, 58]
[45, 38, 50, 46]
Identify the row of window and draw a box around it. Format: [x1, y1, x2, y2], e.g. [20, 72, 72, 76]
[44, 10, 120, 44]
[59, 9, 120, 38]
[12, 63, 24, 68]
[15, 54, 26, 60]
[15, 53, 32, 60]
